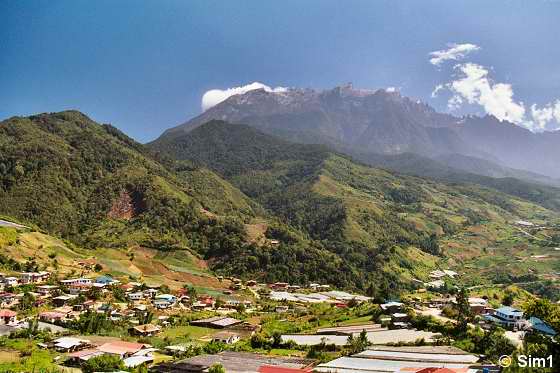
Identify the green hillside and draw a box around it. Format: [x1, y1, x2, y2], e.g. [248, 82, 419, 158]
[2, 113, 559, 295]
[0, 112, 256, 251]
[150, 120, 560, 293]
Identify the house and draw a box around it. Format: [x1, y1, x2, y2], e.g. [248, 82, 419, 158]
[2, 277, 18, 287]
[198, 295, 215, 306]
[95, 275, 118, 286]
[212, 331, 240, 344]
[0, 309, 17, 325]
[0, 292, 16, 307]
[528, 317, 557, 336]
[131, 323, 162, 337]
[484, 306, 526, 330]
[19, 271, 50, 284]
[128, 292, 144, 301]
[60, 278, 92, 286]
[380, 301, 404, 313]
[151, 351, 316, 373]
[52, 295, 75, 307]
[144, 288, 159, 299]
[271, 282, 289, 290]
[315, 345, 486, 373]
[467, 297, 491, 315]
[52, 337, 91, 352]
[124, 355, 154, 368]
[97, 340, 151, 358]
[37, 285, 59, 296]
[276, 305, 289, 313]
[154, 294, 177, 309]
[39, 311, 67, 323]
[191, 316, 243, 329]
[68, 283, 92, 295]
[259, 366, 313, 373]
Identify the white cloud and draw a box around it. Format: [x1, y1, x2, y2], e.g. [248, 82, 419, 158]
[429, 43, 480, 66]
[385, 86, 397, 93]
[530, 101, 560, 131]
[201, 82, 288, 111]
[447, 63, 526, 124]
[429, 43, 560, 131]
[431, 84, 444, 98]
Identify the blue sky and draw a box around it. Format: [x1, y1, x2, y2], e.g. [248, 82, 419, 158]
[1, 0, 559, 141]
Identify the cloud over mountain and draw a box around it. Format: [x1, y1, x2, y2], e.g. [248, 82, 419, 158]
[201, 82, 287, 111]
[431, 43, 560, 131]
[429, 43, 480, 66]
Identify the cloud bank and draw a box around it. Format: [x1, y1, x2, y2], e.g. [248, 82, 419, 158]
[201, 82, 287, 111]
[429, 43, 480, 66]
[430, 43, 560, 131]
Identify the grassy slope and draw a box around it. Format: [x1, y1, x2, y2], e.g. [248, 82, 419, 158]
[150, 121, 560, 291]
[0, 226, 227, 290]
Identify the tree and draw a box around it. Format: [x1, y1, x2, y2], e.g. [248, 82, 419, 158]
[19, 292, 36, 311]
[455, 288, 472, 333]
[208, 364, 226, 373]
[346, 329, 371, 354]
[82, 354, 125, 373]
[502, 291, 514, 306]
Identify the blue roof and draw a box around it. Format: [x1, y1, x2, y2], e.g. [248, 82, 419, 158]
[95, 275, 114, 283]
[497, 306, 523, 315]
[529, 317, 557, 336]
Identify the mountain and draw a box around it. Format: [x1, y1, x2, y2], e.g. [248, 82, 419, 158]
[150, 120, 560, 289]
[0, 111, 258, 252]
[2, 112, 559, 294]
[153, 84, 560, 180]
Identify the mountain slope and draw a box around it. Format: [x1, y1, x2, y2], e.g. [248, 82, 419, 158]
[150, 121, 560, 289]
[154, 84, 560, 180]
[0, 111, 258, 252]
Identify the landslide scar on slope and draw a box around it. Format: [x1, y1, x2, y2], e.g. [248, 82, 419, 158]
[108, 189, 146, 220]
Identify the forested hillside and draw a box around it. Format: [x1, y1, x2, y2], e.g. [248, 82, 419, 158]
[150, 121, 560, 290]
[1, 113, 559, 294]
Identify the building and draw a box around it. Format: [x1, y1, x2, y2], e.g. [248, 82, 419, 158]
[0, 292, 15, 307]
[60, 278, 92, 286]
[259, 366, 313, 373]
[131, 323, 162, 337]
[95, 275, 118, 286]
[0, 309, 17, 325]
[97, 341, 151, 358]
[191, 316, 243, 329]
[151, 351, 315, 373]
[154, 296, 177, 309]
[315, 346, 491, 373]
[51, 337, 91, 352]
[380, 301, 404, 313]
[37, 285, 59, 296]
[212, 331, 241, 344]
[128, 292, 144, 301]
[528, 317, 557, 336]
[19, 271, 50, 284]
[2, 277, 18, 287]
[39, 311, 67, 323]
[484, 306, 526, 330]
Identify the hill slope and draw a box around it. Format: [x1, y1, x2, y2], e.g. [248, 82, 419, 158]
[0, 111, 258, 253]
[150, 121, 560, 290]
[153, 84, 560, 180]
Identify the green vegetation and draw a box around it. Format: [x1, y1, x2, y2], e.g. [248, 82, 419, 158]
[150, 120, 560, 293]
[2, 113, 560, 296]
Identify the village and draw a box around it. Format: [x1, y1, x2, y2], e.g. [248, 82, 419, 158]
[0, 260, 558, 373]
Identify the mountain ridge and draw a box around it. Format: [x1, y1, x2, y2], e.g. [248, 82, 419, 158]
[153, 84, 560, 179]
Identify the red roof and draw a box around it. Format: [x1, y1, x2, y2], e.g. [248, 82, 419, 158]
[98, 341, 148, 355]
[258, 366, 313, 373]
[0, 309, 16, 317]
